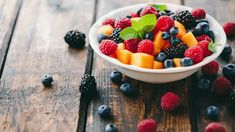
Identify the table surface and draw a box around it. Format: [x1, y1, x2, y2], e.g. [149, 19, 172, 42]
[0, 0, 235, 132]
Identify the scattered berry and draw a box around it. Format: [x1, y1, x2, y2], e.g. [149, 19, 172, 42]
[164, 59, 174, 68]
[223, 64, 235, 82]
[155, 52, 167, 62]
[120, 83, 137, 96]
[198, 40, 213, 57]
[137, 40, 154, 55]
[161, 92, 180, 111]
[220, 44, 232, 58]
[145, 32, 154, 40]
[97, 33, 110, 43]
[140, 6, 158, 17]
[191, 8, 206, 20]
[206, 106, 220, 120]
[105, 124, 118, 132]
[79, 74, 97, 100]
[169, 27, 179, 36]
[184, 46, 204, 64]
[161, 32, 171, 40]
[181, 57, 193, 67]
[156, 16, 174, 31]
[64, 30, 86, 48]
[99, 40, 118, 55]
[98, 105, 111, 118]
[110, 71, 123, 84]
[137, 119, 158, 132]
[124, 38, 141, 53]
[197, 78, 211, 93]
[114, 18, 131, 29]
[170, 37, 180, 46]
[102, 18, 116, 27]
[165, 43, 187, 59]
[202, 61, 219, 76]
[196, 35, 211, 42]
[41, 74, 53, 87]
[174, 10, 196, 29]
[111, 28, 123, 43]
[223, 22, 235, 38]
[212, 77, 232, 96]
[205, 122, 225, 132]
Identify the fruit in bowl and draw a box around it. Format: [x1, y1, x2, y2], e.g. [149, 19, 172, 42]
[89, 3, 226, 83]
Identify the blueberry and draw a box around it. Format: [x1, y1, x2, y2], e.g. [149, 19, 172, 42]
[120, 83, 137, 96]
[181, 57, 193, 67]
[169, 27, 179, 36]
[196, 19, 209, 24]
[193, 22, 209, 36]
[207, 30, 215, 42]
[220, 44, 232, 58]
[164, 59, 174, 68]
[223, 64, 235, 82]
[144, 32, 153, 40]
[170, 37, 180, 45]
[97, 33, 110, 43]
[206, 106, 220, 120]
[110, 71, 123, 84]
[41, 74, 53, 86]
[197, 78, 211, 93]
[105, 124, 118, 132]
[155, 52, 167, 62]
[161, 32, 170, 40]
[98, 105, 111, 118]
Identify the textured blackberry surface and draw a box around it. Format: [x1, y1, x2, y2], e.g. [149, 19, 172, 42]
[79, 74, 97, 100]
[111, 28, 123, 43]
[174, 10, 196, 29]
[164, 43, 188, 59]
[64, 30, 86, 48]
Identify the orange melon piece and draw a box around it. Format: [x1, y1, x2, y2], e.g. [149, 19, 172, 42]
[130, 53, 154, 69]
[153, 31, 165, 55]
[118, 43, 125, 50]
[181, 32, 198, 47]
[174, 21, 187, 38]
[173, 58, 182, 67]
[153, 61, 164, 69]
[116, 49, 132, 64]
[97, 25, 114, 36]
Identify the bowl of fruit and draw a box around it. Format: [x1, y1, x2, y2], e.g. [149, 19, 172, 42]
[89, 3, 226, 83]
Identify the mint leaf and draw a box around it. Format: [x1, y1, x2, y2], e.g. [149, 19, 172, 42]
[120, 27, 139, 40]
[131, 19, 141, 31]
[208, 42, 221, 53]
[150, 4, 167, 11]
[139, 14, 157, 32]
[138, 30, 144, 40]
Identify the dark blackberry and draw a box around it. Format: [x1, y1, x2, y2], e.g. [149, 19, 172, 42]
[79, 74, 97, 101]
[174, 10, 196, 29]
[164, 43, 187, 59]
[64, 30, 86, 48]
[110, 28, 123, 43]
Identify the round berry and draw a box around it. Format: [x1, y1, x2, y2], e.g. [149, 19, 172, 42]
[120, 83, 137, 96]
[99, 40, 118, 55]
[170, 37, 180, 46]
[161, 92, 180, 112]
[184, 46, 203, 64]
[156, 16, 174, 31]
[164, 59, 174, 68]
[206, 106, 220, 120]
[181, 57, 193, 67]
[64, 30, 86, 48]
[105, 124, 118, 132]
[110, 71, 123, 84]
[202, 61, 219, 76]
[223, 64, 235, 82]
[155, 52, 167, 62]
[196, 22, 209, 34]
[197, 78, 211, 93]
[220, 44, 232, 58]
[169, 27, 179, 36]
[41, 74, 53, 86]
[97, 34, 110, 43]
[212, 77, 232, 96]
[137, 119, 158, 132]
[98, 105, 111, 118]
[137, 40, 154, 55]
[161, 32, 171, 40]
[205, 122, 225, 132]
[144, 32, 153, 40]
[192, 8, 206, 20]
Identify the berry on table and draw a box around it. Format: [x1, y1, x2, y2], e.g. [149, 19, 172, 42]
[155, 52, 167, 62]
[164, 59, 174, 68]
[220, 44, 232, 58]
[161, 92, 180, 112]
[212, 77, 232, 96]
[110, 71, 123, 84]
[114, 18, 131, 29]
[197, 78, 211, 93]
[64, 30, 86, 48]
[140, 6, 158, 17]
[102, 18, 116, 27]
[124, 38, 141, 53]
[137, 40, 154, 55]
[202, 61, 219, 76]
[111, 28, 123, 43]
[198, 40, 213, 57]
[98, 105, 111, 118]
[223, 22, 235, 38]
[144, 32, 154, 40]
[41, 74, 53, 87]
[184, 46, 203, 64]
[97, 33, 110, 43]
[181, 57, 193, 67]
[137, 119, 158, 132]
[191, 8, 206, 20]
[99, 40, 118, 55]
[164, 43, 187, 59]
[156, 16, 174, 31]
[205, 122, 225, 132]
[120, 83, 137, 96]
[161, 32, 171, 40]
[206, 106, 220, 120]
[169, 27, 179, 36]
[105, 124, 118, 132]
[79, 74, 97, 100]
[174, 10, 196, 29]
[223, 64, 235, 82]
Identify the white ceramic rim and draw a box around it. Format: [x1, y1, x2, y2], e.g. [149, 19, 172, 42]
[89, 3, 226, 74]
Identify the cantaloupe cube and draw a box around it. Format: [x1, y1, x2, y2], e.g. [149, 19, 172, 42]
[173, 58, 182, 67]
[130, 53, 154, 69]
[116, 49, 132, 64]
[153, 31, 165, 55]
[118, 43, 125, 50]
[153, 61, 164, 69]
[181, 32, 198, 47]
[174, 21, 187, 38]
[97, 25, 114, 36]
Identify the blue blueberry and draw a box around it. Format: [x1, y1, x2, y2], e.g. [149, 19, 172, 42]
[105, 124, 118, 132]
[197, 78, 211, 93]
[161, 32, 170, 40]
[110, 71, 123, 84]
[181, 57, 193, 67]
[220, 44, 232, 58]
[170, 37, 180, 45]
[169, 27, 179, 36]
[98, 105, 111, 118]
[164, 59, 174, 68]
[120, 83, 137, 96]
[144, 32, 153, 40]
[41, 74, 53, 86]
[193, 22, 209, 35]
[206, 106, 220, 120]
[97, 33, 110, 43]
[223, 64, 235, 82]
[155, 52, 167, 62]
[207, 30, 215, 42]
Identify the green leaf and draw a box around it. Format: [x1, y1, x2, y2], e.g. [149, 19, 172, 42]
[150, 4, 167, 11]
[139, 14, 157, 32]
[208, 42, 221, 53]
[137, 30, 144, 40]
[120, 27, 139, 40]
[131, 19, 141, 31]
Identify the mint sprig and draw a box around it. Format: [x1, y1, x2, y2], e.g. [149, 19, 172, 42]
[208, 41, 221, 53]
[150, 4, 167, 11]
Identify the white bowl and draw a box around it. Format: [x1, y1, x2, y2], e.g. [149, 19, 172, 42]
[89, 3, 226, 83]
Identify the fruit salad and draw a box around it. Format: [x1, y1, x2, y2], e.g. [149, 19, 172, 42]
[97, 4, 217, 69]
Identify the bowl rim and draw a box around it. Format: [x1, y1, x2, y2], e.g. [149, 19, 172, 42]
[89, 3, 226, 74]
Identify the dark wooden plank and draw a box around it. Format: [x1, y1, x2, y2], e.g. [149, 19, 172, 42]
[185, 0, 235, 131]
[0, 0, 95, 131]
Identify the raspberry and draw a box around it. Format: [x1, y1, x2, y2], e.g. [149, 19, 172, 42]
[137, 40, 154, 55]
[202, 60, 219, 75]
[191, 8, 206, 20]
[99, 40, 118, 55]
[198, 40, 213, 57]
[152, 25, 159, 35]
[124, 38, 141, 53]
[212, 77, 232, 96]
[137, 119, 158, 132]
[131, 12, 139, 18]
[223, 22, 235, 38]
[184, 46, 204, 64]
[205, 122, 226, 132]
[114, 18, 131, 29]
[196, 35, 211, 42]
[102, 18, 115, 27]
[140, 6, 158, 17]
[156, 16, 174, 31]
[161, 92, 180, 112]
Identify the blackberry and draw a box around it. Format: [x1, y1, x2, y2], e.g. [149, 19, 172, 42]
[174, 10, 196, 29]
[111, 28, 123, 43]
[79, 74, 97, 101]
[164, 43, 187, 59]
[64, 30, 86, 48]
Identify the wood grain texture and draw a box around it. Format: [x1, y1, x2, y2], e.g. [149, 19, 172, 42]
[0, 0, 95, 131]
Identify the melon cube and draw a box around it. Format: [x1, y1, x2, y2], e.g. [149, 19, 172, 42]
[97, 25, 114, 36]
[130, 53, 154, 69]
[181, 32, 198, 47]
[118, 43, 125, 50]
[153, 61, 164, 69]
[173, 58, 182, 67]
[116, 49, 132, 64]
[174, 21, 187, 38]
[153, 31, 165, 55]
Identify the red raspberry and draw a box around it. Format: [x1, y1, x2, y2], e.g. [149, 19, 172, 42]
[223, 22, 235, 38]
[137, 40, 154, 55]
[102, 18, 115, 27]
[156, 16, 174, 31]
[124, 38, 141, 53]
[196, 35, 211, 42]
[131, 12, 139, 18]
[202, 60, 219, 75]
[191, 8, 206, 20]
[114, 18, 131, 29]
[205, 122, 226, 132]
[137, 119, 158, 132]
[161, 92, 180, 112]
[198, 40, 213, 57]
[140, 6, 158, 17]
[184, 46, 204, 64]
[212, 77, 232, 96]
[99, 40, 118, 55]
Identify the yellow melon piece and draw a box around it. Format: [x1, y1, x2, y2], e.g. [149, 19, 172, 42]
[153, 61, 164, 69]
[97, 25, 114, 36]
[174, 21, 187, 38]
[118, 43, 125, 50]
[130, 53, 154, 69]
[116, 49, 132, 64]
[173, 58, 182, 67]
[153, 31, 165, 55]
[181, 32, 198, 47]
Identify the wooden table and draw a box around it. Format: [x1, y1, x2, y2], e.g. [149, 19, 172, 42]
[0, 0, 235, 131]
